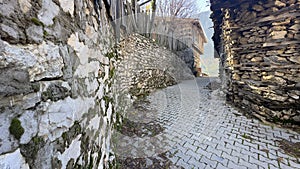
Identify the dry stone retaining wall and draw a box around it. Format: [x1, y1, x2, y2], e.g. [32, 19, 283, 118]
[211, 0, 300, 124]
[0, 0, 118, 168]
[113, 34, 194, 121]
[115, 34, 194, 97]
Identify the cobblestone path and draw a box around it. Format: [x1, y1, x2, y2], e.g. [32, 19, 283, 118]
[113, 78, 300, 169]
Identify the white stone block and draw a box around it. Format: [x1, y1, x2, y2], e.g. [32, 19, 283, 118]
[0, 149, 29, 169]
[38, 0, 59, 26]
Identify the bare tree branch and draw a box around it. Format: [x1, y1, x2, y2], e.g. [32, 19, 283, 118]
[156, 0, 199, 18]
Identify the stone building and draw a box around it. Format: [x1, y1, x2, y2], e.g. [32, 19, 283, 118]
[152, 17, 208, 76]
[210, 0, 300, 124]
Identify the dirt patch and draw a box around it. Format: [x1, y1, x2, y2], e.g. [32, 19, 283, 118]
[115, 151, 183, 169]
[277, 139, 300, 158]
[133, 98, 151, 112]
[116, 118, 164, 138]
[117, 96, 163, 138]
[205, 80, 221, 90]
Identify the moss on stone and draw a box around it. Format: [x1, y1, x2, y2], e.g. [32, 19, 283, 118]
[96, 150, 103, 168]
[88, 153, 94, 169]
[105, 50, 119, 60]
[109, 67, 115, 78]
[43, 30, 49, 36]
[20, 136, 45, 168]
[113, 111, 123, 131]
[129, 87, 150, 98]
[62, 132, 68, 141]
[31, 17, 44, 26]
[106, 52, 115, 59]
[131, 0, 136, 9]
[61, 121, 82, 146]
[9, 118, 24, 140]
[32, 136, 43, 145]
[31, 83, 40, 92]
[103, 95, 114, 104]
[41, 90, 51, 101]
[241, 133, 252, 141]
[102, 95, 114, 115]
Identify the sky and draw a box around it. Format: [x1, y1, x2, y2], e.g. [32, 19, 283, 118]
[197, 0, 211, 13]
[196, 0, 220, 77]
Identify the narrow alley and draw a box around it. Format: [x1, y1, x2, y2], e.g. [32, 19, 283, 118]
[0, 0, 299, 168]
[113, 78, 300, 168]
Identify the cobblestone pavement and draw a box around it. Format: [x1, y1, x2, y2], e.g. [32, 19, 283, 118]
[112, 77, 300, 169]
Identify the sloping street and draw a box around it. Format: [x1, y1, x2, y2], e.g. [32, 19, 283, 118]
[113, 78, 300, 169]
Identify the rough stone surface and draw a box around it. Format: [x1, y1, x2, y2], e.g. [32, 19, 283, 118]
[26, 25, 43, 43]
[18, 0, 31, 13]
[0, 24, 20, 41]
[0, 0, 117, 168]
[174, 48, 195, 72]
[57, 135, 81, 169]
[2, 0, 298, 168]
[0, 39, 36, 68]
[0, 67, 38, 96]
[27, 41, 64, 81]
[0, 40, 64, 82]
[114, 34, 194, 121]
[115, 34, 194, 97]
[0, 0, 17, 17]
[210, 0, 300, 123]
[37, 0, 59, 26]
[0, 149, 29, 169]
[0, 110, 19, 154]
[19, 111, 38, 144]
[58, 0, 74, 17]
[38, 96, 95, 141]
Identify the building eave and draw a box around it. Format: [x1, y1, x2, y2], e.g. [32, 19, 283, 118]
[192, 44, 204, 55]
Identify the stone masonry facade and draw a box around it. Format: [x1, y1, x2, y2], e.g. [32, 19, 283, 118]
[0, 0, 118, 168]
[210, 0, 300, 124]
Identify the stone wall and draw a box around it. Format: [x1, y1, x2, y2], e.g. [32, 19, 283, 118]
[210, 0, 300, 124]
[113, 34, 194, 117]
[174, 48, 195, 73]
[0, 0, 118, 168]
[117, 34, 194, 92]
